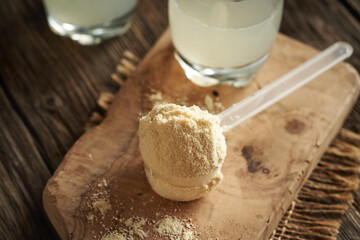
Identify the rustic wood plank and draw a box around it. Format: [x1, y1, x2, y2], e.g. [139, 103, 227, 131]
[271, 128, 360, 239]
[43, 30, 360, 239]
[280, 3, 360, 237]
[0, 86, 60, 240]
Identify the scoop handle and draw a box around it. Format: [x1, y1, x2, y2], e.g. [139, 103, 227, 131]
[218, 42, 353, 132]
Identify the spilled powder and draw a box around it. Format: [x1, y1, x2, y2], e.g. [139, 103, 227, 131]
[90, 178, 112, 216]
[92, 197, 111, 216]
[203, 95, 224, 114]
[146, 89, 224, 114]
[125, 217, 148, 239]
[98, 178, 109, 188]
[99, 215, 197, 240]
[87, 213, 95, 223]
[148, 90, 164, 105]
[101, 231, 127, 240]
[182, 230, 195, 240]
[153, 216, 196, 240]
[147, 89, 169, 107]
[204, 95, 214, 112]
[154, 216, 183, 236]
[85, 174, 200, 239]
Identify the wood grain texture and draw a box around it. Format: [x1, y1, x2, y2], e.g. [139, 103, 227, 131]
[343, 0, 360, 19]
[280, 1, 360, 237]
[271, 128, 360, 239]
[43, 30, 360, 239]
[0, 0, 169, 171]
[0, 87, 58, 239]
[1, 0, 360, 239]
[281, 0, 360, 133]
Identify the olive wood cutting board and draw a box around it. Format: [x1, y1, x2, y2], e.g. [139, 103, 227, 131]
[43, 29, 360, 240]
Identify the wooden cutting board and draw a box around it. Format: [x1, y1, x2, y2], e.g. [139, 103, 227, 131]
[43, 29, 360, 240]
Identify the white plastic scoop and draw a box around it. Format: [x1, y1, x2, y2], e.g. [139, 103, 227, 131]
[218, 42, 353, 132]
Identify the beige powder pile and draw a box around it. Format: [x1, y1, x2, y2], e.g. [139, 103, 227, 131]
[146, 88, 224, 115]
[98, 217, 148, 240]
[203, 95, 224, 114]
[83, 175, 202, 239]
[148, 90, 164, 105]
[154, 216, 196, 240]
[125, 217, 148, 239]
[154, 216, 183, 236]
[89, 178, 112, 218]
[101, 231, 128, 240]
[138, 103, 227, 201]
[100, 215, 197, 240]
[92, 195, 111, 216]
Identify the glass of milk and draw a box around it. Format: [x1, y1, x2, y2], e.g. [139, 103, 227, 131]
[42, 0, 138, 45]
[169, 0, 284, 87]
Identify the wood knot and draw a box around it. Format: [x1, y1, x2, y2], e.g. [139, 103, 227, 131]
[242, 145, 254, 161]
[46, 97, 56, 105]
[212, 90, 219, 97]
[285, 119, 305, 134]
[43, 95, 62, 111]
[242, 145, 262, 173]
[262, 168, 270, 174]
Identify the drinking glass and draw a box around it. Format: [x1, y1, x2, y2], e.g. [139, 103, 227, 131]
[42, 0, 138, 45]
[169, 0, 284, 87]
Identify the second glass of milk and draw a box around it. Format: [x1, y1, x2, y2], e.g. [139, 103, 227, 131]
[169, 0, 284, 87]
[42, 0, 138, 45]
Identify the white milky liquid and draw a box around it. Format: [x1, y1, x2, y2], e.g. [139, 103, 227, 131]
[169, 0, 283, 68]
[43, 0, 138, 27]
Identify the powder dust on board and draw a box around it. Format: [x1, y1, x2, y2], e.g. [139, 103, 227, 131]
[146, 88, 224, 114]
[82, 177, 201, 239]
[99, 215, 198, 240]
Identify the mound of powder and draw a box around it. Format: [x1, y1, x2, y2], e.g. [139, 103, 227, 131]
[138, 103, 226, 201]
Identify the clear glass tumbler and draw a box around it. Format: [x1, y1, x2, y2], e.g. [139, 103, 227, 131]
[43, 0, 138, 45]
[169, 0, 284, 87]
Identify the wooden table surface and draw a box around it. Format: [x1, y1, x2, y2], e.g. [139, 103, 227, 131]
[0, 0, 359, 239]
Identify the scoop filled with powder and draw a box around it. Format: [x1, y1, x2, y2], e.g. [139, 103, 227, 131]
[138, 103, 226, 201]
[138, 44, 352, 201]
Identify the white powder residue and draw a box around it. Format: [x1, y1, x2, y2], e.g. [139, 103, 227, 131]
[100, 231, 127, 240]
[203, 95, 225, 114]
[89, 178, 112, 217]
[149, 91, 164, 104]
[182, 229, 195, 240]
[154, 216, 183, 236]
[125, 217, 148, 239]
[153, 216, 197, 240]
[99, 215, 197, 240]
